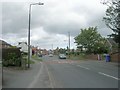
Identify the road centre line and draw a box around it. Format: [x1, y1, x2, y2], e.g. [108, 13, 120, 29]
[98, 72, 119, 80]
[76, 65, 90, 70]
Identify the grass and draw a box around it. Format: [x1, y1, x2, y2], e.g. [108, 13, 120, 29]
[31, 55, 43, 61]
[29, 60, 35, 64]
[22, 55, 35, 64]
[67, 54, 87, 60]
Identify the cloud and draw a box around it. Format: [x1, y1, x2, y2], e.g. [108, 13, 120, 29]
[1, 0, 112, 49]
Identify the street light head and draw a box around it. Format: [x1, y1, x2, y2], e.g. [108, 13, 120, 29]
[38, 2, 44, 5]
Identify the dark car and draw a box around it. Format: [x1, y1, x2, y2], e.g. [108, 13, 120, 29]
[59, 54, 66, 59]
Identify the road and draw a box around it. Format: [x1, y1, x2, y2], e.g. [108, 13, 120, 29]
[3, 55, 119, 88]
[43, 55, 119, 88]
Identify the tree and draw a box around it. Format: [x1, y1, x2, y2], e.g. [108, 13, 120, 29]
[103, 0, 120, 48]
[74, 27, 108, 54]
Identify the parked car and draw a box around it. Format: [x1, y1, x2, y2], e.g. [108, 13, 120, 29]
[49, 54, 53, 57]
[59, 54, 66, 59]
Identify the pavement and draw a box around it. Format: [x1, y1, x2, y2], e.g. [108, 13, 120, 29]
[3, 59, 52, 88]
[0, 66, 2, 89]
[2, 55, 119, 88]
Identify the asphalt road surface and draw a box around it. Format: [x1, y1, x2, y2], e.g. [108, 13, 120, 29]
[43, 55, 119, 88]
[3, 55, 119, 88]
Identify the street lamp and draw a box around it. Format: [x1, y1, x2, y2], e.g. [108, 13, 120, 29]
[68, 32, 70, 58]
[28, 2, 44, 68]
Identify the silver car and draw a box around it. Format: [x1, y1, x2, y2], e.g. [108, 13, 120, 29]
[49, 54, 53, 57]
[59, 54, 66, 59]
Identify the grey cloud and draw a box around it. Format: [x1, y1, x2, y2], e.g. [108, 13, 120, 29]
[2, 1, 110, 37]
[2, 1, 112, 48]
[2, 2, 28, 36]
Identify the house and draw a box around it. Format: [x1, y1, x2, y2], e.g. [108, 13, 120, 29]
[17, 42, 32, 56]
[0, 40, 12, 62]
[105, 38, 118, 53]
[37, 48, 48, 55]
[31, 46, 39, 55]
[0, 40, 12, 48]
[41, 49, 49, 55]
[105, 38, 118, 62]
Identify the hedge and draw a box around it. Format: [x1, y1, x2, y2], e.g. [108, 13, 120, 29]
[1, 48, 21, 67]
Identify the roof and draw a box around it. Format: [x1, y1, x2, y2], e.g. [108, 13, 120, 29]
[18, 42, 27, 45]
[106, 38, 118, 47]
[0, 40, 12, 46]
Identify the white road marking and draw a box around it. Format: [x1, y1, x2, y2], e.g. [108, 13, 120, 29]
[77, 65, 90, 70]
[98, 72, 119, 80]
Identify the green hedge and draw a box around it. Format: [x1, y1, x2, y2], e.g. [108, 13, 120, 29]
[1, 48, 21, 67]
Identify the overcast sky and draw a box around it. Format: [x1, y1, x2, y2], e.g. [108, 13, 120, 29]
[1, 0, 113, 50]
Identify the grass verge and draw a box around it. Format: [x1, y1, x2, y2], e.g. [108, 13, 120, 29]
[67, 54, 87, 60]
[22, 56, 35, 64]
[31, 55, 43, 61]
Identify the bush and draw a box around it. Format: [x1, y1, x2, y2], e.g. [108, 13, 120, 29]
[1, 48, 21, 67]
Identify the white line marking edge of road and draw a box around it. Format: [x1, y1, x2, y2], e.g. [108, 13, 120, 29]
[77, 65, 90, 70]
[98, 72, 119, 80]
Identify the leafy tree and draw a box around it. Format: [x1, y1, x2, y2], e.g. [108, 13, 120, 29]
[103, 0, 120, 47]
[74, 27, 108, 54]
[59, 48, 66, 54]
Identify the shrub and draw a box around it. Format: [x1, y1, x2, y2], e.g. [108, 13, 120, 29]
[1, 48, 21, 67]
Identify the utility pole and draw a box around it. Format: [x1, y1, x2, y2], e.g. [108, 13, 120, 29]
[52, 44, 53, 50]
[68, 32, 70, 58]
[28, 4, 31, 68]
[52, 44, 53, 54]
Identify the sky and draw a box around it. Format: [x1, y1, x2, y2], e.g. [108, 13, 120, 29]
[1, 0, 113, 50]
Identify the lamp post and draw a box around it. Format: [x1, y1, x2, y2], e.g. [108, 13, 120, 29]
[28, 2, 44, 68]
[68, 32, 70, 58]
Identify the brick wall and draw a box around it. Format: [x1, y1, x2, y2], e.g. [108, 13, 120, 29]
[85, 54, 98, 60]
[110, 53, 119, 62]
[85, 53, 119, 62]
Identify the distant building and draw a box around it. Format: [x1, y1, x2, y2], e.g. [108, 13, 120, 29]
[17, 42, 32, 56]
[17, 42, 28, 53]
[42, 49, 49, 55]
[0, 40, 12, 48]
[31, 46, 38, 55]
[38, 49, 48, 55]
